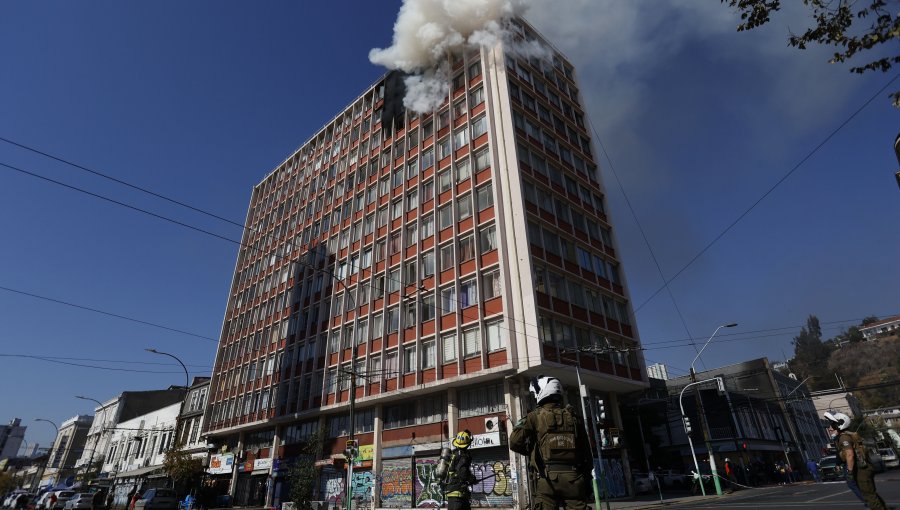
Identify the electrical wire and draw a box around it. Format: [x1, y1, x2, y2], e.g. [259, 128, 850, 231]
[0, 284, 217, 342]
[632, 72, 900, 314]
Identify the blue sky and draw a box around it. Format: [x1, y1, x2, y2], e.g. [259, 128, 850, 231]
[2, 1, 897, 450]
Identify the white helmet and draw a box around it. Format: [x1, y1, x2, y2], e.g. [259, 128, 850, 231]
[823, 411, 851, 431]
[529, 375, 563, 404]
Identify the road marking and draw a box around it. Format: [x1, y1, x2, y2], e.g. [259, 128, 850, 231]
[808, 489, 850, 502]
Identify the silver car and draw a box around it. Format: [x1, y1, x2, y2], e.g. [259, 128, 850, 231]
[63, 494, 94, 510]
[133, 489, 178, 510]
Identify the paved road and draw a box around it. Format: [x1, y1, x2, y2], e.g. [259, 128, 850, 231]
[601, 471, 900, 509]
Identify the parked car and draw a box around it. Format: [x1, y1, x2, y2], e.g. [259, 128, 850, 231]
[656, 469, 691, 488]
[63, 494, 94, 510]
[133, 489, 178, 510]
[50, 491, 76, 510]
[877, 448, 898, 469]
[632, 473, 653, 494]
[818, 455, 844, 481]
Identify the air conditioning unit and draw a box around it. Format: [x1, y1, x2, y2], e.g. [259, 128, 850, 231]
[484, 416, 500, 432]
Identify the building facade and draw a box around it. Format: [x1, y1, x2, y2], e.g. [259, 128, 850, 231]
[859, 316, 900, 341]
[204, 19, 647, 508]
[647, 363, 669, 381]
[40, 415, 93, 489]
[74, 388, 190, 484]
[0, 418, 26, 461]
[175, 378, 211, 459]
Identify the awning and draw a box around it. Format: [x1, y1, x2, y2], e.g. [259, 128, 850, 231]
[115, 465, 163, 479]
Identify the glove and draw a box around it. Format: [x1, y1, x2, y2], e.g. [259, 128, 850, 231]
[515, 417, 526, 427]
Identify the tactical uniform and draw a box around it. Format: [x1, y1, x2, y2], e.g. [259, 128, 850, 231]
[510, 376, 592, 510]
[836, 430, 886, 510]
[443, 430, 477, 510]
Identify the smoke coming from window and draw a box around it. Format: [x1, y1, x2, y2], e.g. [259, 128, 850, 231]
[370, 0, 542, 113]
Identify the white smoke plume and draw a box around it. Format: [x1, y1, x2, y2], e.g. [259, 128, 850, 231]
[370, 0, 537, 113]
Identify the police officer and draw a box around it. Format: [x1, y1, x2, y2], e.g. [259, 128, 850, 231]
[442, 429, 477, 510]
[824, 411, 886, 510]
[509, 375, 592, 510]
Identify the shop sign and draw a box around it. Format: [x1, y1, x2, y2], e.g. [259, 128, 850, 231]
[208, 454, 234, 474]
[412, 441, 442, 453]
[470, 431, 502, 450]
[358, 444, 374, 461]
[244, 460, 254, 472]
[253, 458, 272, 471]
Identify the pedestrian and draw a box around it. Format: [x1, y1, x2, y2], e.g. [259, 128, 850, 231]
[806, 458, 820, 483]
[440, 429, 478, 510]
[49, 493, 58, 510]
[824, 411, 887, 510]
[723, 458, 736, 492]
[92, 491, 104, 510]
[509, 375, 592, 510]
[105, 491, 114, 510]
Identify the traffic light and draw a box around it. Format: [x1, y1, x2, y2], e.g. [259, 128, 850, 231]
[742, 442, 748, 451]
[345, 439, 359, 460]
[597, 398, 606, 422]
[683, 416, 692, 434]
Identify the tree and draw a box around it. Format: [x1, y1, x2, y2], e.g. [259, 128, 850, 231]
[791, 315, 834, 390]
[861, 315, 880, 326]
[285, 431, 325, 510]
[722, 0, 900, 105]
[163, 447, 205, 486]
[0, 471, 16, 494]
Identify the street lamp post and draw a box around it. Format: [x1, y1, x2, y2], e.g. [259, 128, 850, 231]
[688, 323, 737, 496]
[75, 395, 106, 482]
[35, 419, 60, 488]
[145, 348, 190, 388]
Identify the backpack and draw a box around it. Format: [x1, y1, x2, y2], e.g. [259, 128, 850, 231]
[535, 405, 580, 466]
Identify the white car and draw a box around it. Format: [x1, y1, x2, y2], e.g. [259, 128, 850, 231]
[878, 448, 899, 469]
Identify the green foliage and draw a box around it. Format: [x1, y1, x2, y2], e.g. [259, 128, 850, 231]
[0, 471, 16, 494]
[163, 447, 205, 484]
[722, 0, 900, 105]
[861, 316, 880, 326]
[285, 430, 325, 510]
[791, 315, 834, 391]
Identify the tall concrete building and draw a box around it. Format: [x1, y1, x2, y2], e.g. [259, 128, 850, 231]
[0, 418, 26, 461]
[204, 19, 647, 508]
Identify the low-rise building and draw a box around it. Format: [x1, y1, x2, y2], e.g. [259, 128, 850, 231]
[859, 316, 900, 341]
[0, 418, 26, 461]
[40, 415, 93, 489]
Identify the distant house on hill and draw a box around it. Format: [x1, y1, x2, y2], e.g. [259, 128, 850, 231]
[860, 316, 900, 342]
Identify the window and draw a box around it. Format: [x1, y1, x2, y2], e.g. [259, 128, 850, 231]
[459, 279, 477, 308]
[457, 194, 472, 221]
[470, 87, 485, 107]
[422, 340, 436, 368]
[442, 332, 457, 362]
[480, 224, 497, 253]
[421, 295, 436, 321]
[371, 313, 383, 339]
[406, 157, 419, 179]
[387, 307, 399, 333]
[438, 168, 452, 193]
[438, 204, 454, 230]
[485, 320, 505, 351]
[405, 259, 417, 284]
[422, 147, 435, 169]
[388, 231, 402, 255]
[459, 383, 505, 417]
[452, 128, 469, 150]
[470, 115, 487, 139]
[422, 251, 435, 277]
[422, 179, 435, 202]
[440, 286, 457, 313]
[440, 244, 455, 271]
[456, 158, 471, 182]
[387, 267, 401, 293]
[476, 183, 493, 211]
[482, 270, 501, 300]
[421, 214, 435, 238]
[474, 148, 490, 172]
[459, 235, 475, 262]
[406, 222, 418, 246]
[462, 327, 480, 357]
[406, 189, 419, 211]
[391, 199, 403, 220]
[404, 345, 417, 373]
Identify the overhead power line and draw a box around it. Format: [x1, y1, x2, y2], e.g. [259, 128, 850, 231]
[0, 284, 217, 342]
[631, 73, 899, 313]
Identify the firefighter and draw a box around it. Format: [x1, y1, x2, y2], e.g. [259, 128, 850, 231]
[442, 429, 477, 510]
